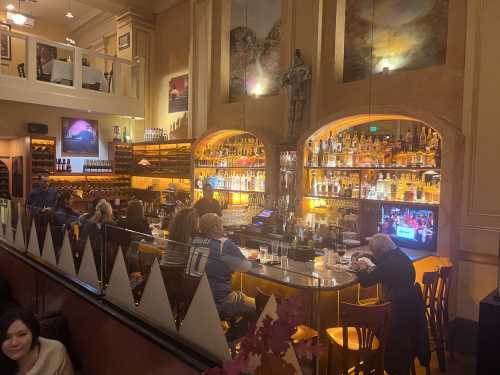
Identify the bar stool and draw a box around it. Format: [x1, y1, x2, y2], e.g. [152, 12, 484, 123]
[436, 266, 453, 366]
[326, 302, 391, 375]
[357, 283, 381, 306]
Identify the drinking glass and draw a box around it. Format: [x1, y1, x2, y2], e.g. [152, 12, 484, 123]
[337, 244, 347, 264]
[271, 241, 279, 262]
[280, 243, 289, 269]
[259, 245, 268, 262]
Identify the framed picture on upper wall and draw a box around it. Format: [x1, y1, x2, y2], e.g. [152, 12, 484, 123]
[0, 23, 12, 61]
[118, 32, 130, 50]
[168, 74, 189, 113]
[61, 117, 99, 157]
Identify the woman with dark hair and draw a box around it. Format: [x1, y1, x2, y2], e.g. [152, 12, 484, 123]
[0, 307, 73, 375]
[52, 191, 79, 228]
[119, 199, 151, 236]
[160, 208, 199, 268]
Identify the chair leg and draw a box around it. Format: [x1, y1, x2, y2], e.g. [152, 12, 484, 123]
[410, 359, 416, 375]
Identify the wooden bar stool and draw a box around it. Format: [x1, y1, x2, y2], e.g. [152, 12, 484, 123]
[326, 302, 391, 375]
[436, 266, 453, 366]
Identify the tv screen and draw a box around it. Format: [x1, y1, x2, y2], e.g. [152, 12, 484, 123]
[378, 204, 438, 252]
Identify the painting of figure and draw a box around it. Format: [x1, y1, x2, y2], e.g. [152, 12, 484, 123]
[62, 118, 99, 156]
[229, 0, 281, 100]
[343, 0, 449, 82]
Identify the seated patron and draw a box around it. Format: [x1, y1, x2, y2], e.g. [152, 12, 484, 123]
[195, 213, 256, 325]
[353, 234, 430, 375]
[0, 307, 74, 375]
[160, 208, 199, 269]
[118, 199, 151, 236]
[193, 183, 222, 218]
[52, 191, 79, 229]
[27, 174, 57, 213]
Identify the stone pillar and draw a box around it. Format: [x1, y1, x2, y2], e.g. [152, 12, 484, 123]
[116, 9, 155, 140]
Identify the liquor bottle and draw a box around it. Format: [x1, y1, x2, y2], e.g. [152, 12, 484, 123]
[67, 159, 72, 173]
[62, 159, 66, 172]
[317, 140, 324, 168]
[306, 140, 314, 167]
[405, 128, 414, 152]
[311, 171, 317, 196]
[419, 126, 427, 149]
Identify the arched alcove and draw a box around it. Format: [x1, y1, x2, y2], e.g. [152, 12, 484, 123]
[296, 111, 464, 259]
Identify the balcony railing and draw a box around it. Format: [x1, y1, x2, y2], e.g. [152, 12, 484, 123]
[0, 29, 145, 117]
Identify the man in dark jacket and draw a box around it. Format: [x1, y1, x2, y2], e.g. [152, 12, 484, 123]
[354, 234, 430, 374]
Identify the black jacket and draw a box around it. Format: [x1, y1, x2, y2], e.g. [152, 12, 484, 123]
[358, 248, 430, 373]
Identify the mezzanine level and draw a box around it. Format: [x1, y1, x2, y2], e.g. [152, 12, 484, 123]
[0, 29, 144, 118]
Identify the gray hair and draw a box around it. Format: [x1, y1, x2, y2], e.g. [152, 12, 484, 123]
[368, 233, 397, 253]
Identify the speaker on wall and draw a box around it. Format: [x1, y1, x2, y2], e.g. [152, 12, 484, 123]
[27, 123, 48, 134]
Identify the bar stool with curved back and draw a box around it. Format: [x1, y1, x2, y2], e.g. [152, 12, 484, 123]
[357, 283, 381, 306]
[326, 302, 391, 375]
[436, 266, 453, 367]
[410, 271, 438, 375]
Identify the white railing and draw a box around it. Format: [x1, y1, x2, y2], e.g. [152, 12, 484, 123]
[0, 28, 144, 103]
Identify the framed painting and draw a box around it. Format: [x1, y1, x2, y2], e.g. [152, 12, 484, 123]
[61, 118, 99, 157]
[1, 23, 11, 61]
[118, 32, 130, 50]
[168, 74, 189, 113]
[343, 0, 449, 82]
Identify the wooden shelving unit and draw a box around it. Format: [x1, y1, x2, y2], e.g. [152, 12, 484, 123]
[132, 139, 193, 179]
[0, 161, 9, 198]
[27, 136, 56, 193]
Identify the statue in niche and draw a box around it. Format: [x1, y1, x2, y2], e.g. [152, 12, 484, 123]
[281, 49, 311, 140]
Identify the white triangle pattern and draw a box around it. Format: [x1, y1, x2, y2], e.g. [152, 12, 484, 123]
[136, 259, 176, 334]
[5, 201, 13, 243]
[77, 238, 99, 289]
[27, 220, 40, 256]
[105, 247, 136, 311]
[179, 273, 231, 361]
[57, 231, 76, 276]
[14, 213, 25, 251]
[41, 225, 57, 266]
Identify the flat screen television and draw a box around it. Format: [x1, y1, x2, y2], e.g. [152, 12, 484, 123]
[378, 203, 438, 252]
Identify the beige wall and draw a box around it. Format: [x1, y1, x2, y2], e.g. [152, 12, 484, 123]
[151, 1, 190, 137]
[0, 100, 130, 176]
[456, 0, 500, 321]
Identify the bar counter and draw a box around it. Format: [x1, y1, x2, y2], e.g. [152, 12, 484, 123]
[231, 230, 445, 373]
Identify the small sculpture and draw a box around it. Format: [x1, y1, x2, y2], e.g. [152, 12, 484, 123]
[281, 49, 312, 140]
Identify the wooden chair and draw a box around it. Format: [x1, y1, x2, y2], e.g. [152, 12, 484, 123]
[17, 63, 26, 78]
[326, 302, 391, 375]
[436, 266, 453, 363]
[410, 272, 437, 375]
[36, 56, 52, 82]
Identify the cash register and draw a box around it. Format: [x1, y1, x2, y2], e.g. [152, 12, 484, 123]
[250, 209, 283, 234]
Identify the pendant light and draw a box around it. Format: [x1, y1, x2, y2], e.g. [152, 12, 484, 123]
[11, 0, 27, 25]
[65, 0, 74, 18]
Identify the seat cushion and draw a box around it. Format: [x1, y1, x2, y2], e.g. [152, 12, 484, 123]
[326, 327, 380, 351]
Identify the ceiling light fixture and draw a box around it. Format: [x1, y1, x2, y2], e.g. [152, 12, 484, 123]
[10, 0, 26, 25]
[6, 4, 15, 11]
[65, 0, 74, 18]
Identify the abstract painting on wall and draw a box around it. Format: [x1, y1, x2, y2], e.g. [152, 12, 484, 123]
[229, 0, 281, 100]
[169, 74, 189, 113]
[343, 0, 449, 82]
[61, 118, 99, 157]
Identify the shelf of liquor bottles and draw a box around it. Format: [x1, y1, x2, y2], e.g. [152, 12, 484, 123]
[193, 130, 267, 210]
[28, 136, 56, 192]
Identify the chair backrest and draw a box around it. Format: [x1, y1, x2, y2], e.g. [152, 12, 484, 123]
[436, 266, 452, 308]
[340, 302, 392, 355]
[17, 63, 25, 78]
[186, 242, 210, 277]
[422, 271, 438, 310]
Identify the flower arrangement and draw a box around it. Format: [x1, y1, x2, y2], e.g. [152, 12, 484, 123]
[203, 298, 322, 375]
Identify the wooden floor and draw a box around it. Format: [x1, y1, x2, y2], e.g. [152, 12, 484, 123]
[414, 352, 476, 375]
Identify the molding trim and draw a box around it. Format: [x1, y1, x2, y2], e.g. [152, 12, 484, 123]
[458, 250, 498, 266]
[116, 9, 155, 31]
